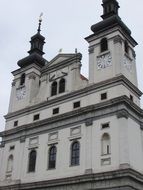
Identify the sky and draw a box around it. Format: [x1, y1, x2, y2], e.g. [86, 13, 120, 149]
[0, 0, 143, 132]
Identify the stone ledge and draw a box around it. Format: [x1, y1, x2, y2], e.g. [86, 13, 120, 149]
[1, 95, 143, 142]
[0, 168, 143, 190]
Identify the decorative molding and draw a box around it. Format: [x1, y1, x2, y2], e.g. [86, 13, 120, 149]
[140, 123, 143, 130]
[85, 168, 93, 174]
[28, 74, 36, 80]
[88, 47, 94, 54]
[49, 72, 67, 82]
[29, 136, 39, 147]
[70, 126, 81, 136]
[132, 49, 136, 58]
[1, 96, 142, 143]
[101, 157, 111, 166]
[47, 141, 59, 146]
[114, 35, 122, 44]
[116, 110, 129, 119]
[0, 168, 143, 189]
[11, 81, 16, 87]
[119, 163, 130, 169]
[20, 136, 26, 143]
[40, 75, 47, 82]
[48, 132, 58, 141]
[42, 53, 82, 75]
[68, 136, 81, 141]
[0, 141, 5, 147]
[5, 75, 142, 120]
[85, 118, 93, 126]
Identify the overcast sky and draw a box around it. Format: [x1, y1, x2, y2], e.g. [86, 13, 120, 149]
[0, 0, 143, 132]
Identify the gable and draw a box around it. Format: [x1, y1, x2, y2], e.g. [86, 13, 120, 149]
[48, 53, 76, 67]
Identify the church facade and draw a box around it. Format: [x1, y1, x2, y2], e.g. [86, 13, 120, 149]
[0, 0, 143, 189]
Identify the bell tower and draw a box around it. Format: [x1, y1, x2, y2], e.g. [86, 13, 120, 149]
[8, 16, 46, 113]
[86, 0, 138, 87]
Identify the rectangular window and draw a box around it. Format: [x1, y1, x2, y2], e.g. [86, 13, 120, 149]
[33, 114, 40, 121]
[101, 123, 110, 129]
[9, 146, 15, 151]
[130, 95, 133, 102]
[101, 92, 107, 100]
[53, 108, 59, 115]
[14, 120, 18, 127]
[73, 101, 80, 109]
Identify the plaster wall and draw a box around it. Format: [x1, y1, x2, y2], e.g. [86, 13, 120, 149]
[5, 84, 140, 131]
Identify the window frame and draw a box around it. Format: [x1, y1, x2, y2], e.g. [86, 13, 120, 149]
[53, 107, 59, 115]
[7, 155, 14, 173]
[100, 38, 108, 52]
[28, 150, 37, 173]
[48, 145, 57, 170]
[51, 81, 58, 96]
[33, 114, 40, 121]
[101, 122, 110, 129]
[124, 41, 129, 54]
[14, 120, 18, 127]
[73, 101, 81, 109]
[70, 141, 80, 166]
[101, 133, 111, 156]
[101, 92, 107, 100]
[59, 78, 66, 94]
[20, 73, 26, 86]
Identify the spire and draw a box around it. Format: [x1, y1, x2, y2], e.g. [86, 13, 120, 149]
[17, 14, 46, 68]
[28, 13, 45, 56]
[101, 0, 120, 20]
[37, 13, 43, 33]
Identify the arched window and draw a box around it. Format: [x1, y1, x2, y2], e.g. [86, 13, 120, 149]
[59, 78, 65, 94]
[7, 155, 13, 172]
[71, 141, 80, 166]
[51, 81, 57, 96]
[20, 73, 26, 86]
[48, 146, 57, 169]
[101, 133, 111, 155]
[124, 41, 129, 54]
[28, 150, 37, 172]
[100, 38, 108, 52]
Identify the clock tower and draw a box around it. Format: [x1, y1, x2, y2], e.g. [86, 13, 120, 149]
[86, 0, 138, 87]
[8, 18, 46, 113]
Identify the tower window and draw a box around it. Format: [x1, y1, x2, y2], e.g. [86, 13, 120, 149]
[9, 146, 15, 151]
[28, 150, 37, 172]
[124, 41, 129, 54]
[130, 95, 133, 102]
[14, 120, 18, 127]
[51, 81, 57, 96]
[101, 92, 107, 100]
[71, 141, 80, 166]
[48, 146, 57, 169]
[100, 38, 108, 52]
[59, 78, 65, 94]
[101, 123, 110, 129]
[20, 73, 26, 86]
[73, 101, 80, 109]
[101, 133, 111, 155]
[33, 114, 40, 121]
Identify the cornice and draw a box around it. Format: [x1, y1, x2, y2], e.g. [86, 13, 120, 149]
[41, 53, 82, 75]
[0, 168, 143, 190]
[1, 96, 143, 141]
[5, 75, 142, 120]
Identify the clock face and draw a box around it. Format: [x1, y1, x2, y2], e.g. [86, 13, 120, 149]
[97, 53, 112, 69]
[16, 87, 26, 100]
[123, 56, 133, 72]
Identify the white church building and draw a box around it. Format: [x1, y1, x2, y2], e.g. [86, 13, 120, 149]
[0, 0, 143, 189]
